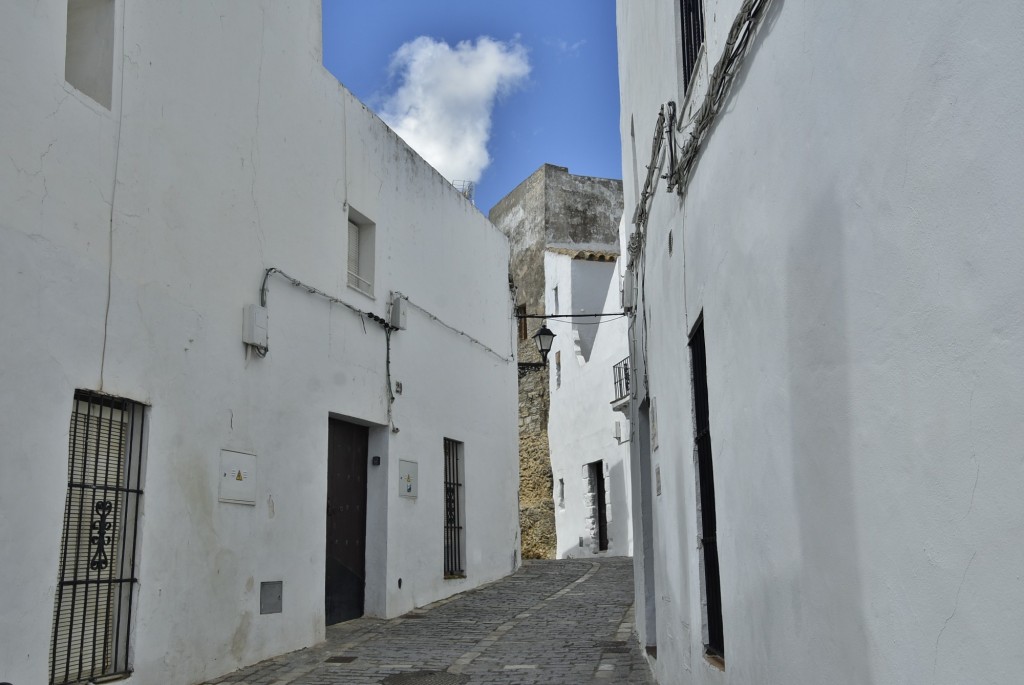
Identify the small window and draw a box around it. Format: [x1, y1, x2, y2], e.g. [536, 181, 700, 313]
[680, 0, 706, 93]
[443, 438, 466, 578]
[65, 0, 115, 109]
[347, 210, 375, 297]
[557, 478, 565, 509]
[555, 351, 562, 388]
[51, 390, 146, 684]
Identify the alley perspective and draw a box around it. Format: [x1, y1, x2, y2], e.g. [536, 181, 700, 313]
[4, 1, 1024, 685]
[201, 559, 653, 685]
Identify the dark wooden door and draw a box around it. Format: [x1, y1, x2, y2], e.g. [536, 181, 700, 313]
[325, 419, 368, 625]
[594, 462, 609, 551]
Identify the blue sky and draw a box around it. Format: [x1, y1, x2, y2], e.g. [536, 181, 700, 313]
[322, 0, 621, 213]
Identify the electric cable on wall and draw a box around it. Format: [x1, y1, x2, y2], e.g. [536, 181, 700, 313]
[393, 292, 514, 363]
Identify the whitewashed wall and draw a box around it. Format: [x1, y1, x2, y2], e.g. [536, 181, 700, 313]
[0, 2, 519, 684]
[545, 251, 632, 559]
[618, 1, 1024, 684]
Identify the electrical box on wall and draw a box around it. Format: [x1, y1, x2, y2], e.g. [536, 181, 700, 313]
[389, 294, 407, 330]
[242, 304, 268, 348]
[621, 273, 636, 313]
[398, 459, 418, 498]
[219, 449, 257, 505]
[260, 581, 283, 614]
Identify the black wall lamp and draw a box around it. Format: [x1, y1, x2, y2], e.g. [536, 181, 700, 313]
[532, 324, 555, 364]
[516, 310, 624, 366]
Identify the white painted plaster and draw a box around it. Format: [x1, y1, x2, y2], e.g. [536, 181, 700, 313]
[545, 251, 632, 559]
[618, 0, 1024, 683]
[0, 3, 519, 684]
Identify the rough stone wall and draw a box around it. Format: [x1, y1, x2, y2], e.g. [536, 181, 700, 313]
[517, 337, 555, 559]
[489, 166, 548, 315]
[545, 166, 623, 248]
[489, 164, 624, 317]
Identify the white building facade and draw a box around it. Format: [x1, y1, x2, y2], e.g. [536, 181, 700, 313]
[618, 0, 1024, 683]
[544, 248, 632, 559]
[0, 3, 519, 685]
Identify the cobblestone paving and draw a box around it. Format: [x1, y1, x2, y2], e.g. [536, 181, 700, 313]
[204, 558, 654, 685]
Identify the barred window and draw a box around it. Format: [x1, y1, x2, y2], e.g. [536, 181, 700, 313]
[443, 438, 466, 578]
[51, 391, 146, 684]
[680, 0, 706, 93]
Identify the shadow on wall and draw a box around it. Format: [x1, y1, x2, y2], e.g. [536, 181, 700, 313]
[786, 184, 874, 684]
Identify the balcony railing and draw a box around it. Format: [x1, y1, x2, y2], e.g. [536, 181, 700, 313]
[612, 357, 631, 401]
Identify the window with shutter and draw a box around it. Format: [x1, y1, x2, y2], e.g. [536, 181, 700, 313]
[347, 220, 360, 281]
[346, 211, 375, 296]
[50, 391, 146, 684]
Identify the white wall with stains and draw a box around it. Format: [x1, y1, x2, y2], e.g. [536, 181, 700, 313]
[0, 2, 519, 684]
[617, 0, 1024, 683]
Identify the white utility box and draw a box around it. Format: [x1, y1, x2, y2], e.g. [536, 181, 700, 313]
[389, 295, 407, 330]
[242, 304, 268, 348]
[219, 449, 257, 505]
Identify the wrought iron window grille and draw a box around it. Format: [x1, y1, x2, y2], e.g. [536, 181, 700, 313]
[680, 0, 706, 93]
[50, 391, 146, 685]
[612, 357, 631, 401]
[443, 438, 465, 578]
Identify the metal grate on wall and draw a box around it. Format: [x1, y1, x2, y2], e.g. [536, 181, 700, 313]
[612, 357, 631, 401]
[680, 0, 706, 92]
[443, 438, 465, 578]
[50, 391, 146, 684]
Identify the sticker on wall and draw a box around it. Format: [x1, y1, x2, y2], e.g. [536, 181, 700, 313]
[398, 459, 418, 499]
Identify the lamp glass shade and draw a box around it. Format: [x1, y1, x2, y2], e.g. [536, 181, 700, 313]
[532, 325, 556, 364]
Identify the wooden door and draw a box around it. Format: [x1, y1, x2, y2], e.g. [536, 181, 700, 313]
[325, 419, 368, 625]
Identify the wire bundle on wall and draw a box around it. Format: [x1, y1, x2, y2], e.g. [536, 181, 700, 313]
[666, 0, 774, 195]
[259, 267, 392, 332]
[624, 0, 775, 410]
[393, 292, 514, 364]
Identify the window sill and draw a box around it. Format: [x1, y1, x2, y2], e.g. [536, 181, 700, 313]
[444, 573, 466, 580]
[346, 282, 375, 299]
[703, 650, 725, 671]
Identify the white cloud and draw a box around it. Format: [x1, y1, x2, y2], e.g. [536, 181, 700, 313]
[380, 36, 530, 184]
[547, 37, 587, 57]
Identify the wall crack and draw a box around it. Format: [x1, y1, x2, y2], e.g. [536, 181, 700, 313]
[932, 550, 977, 680]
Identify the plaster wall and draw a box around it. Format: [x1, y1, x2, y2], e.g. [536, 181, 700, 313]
[0, 3, 518, 684]
[618, 1, 1024, 683]
[545, 252, 632, 559]
[567, 258, 616, 360]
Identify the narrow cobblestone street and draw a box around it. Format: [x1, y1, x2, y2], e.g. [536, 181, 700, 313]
[204, 558, 654, 685]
